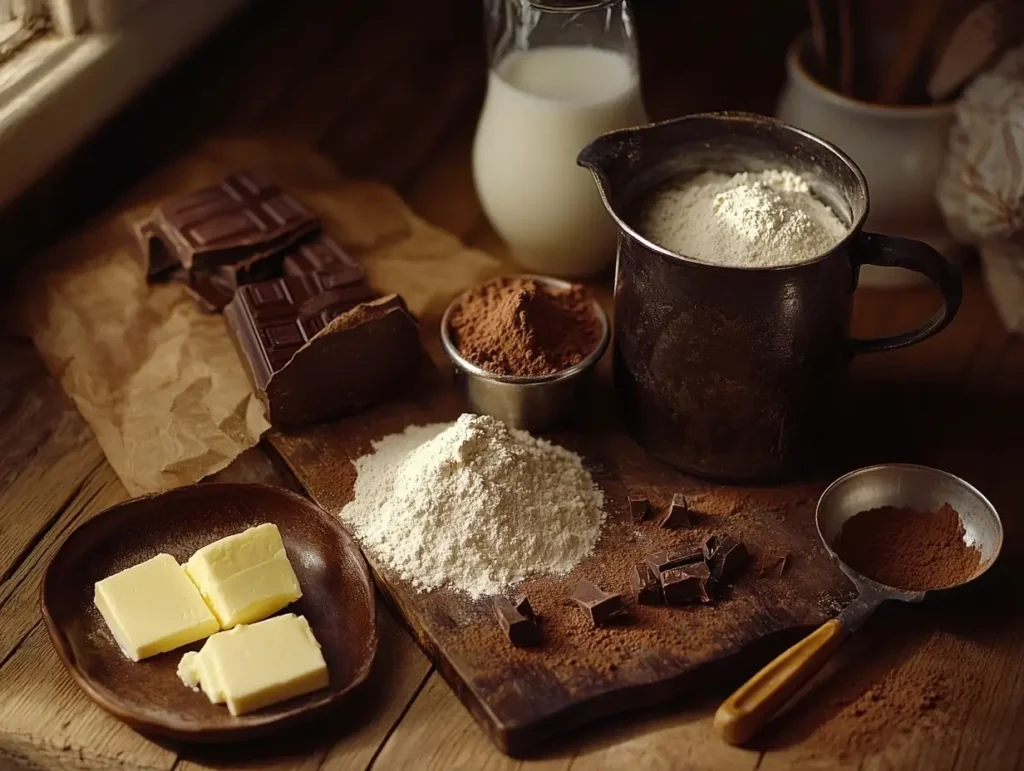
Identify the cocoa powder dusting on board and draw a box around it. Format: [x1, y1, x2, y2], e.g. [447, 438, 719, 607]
[835, 503, 981, 591]
[449, 276, 602, 377]
[446, 483, 829, 681]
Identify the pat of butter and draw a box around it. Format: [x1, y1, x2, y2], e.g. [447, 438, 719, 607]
[177, 613, 329, 716]
[185, 523, 302, 629]
[94, 553, 220, 661]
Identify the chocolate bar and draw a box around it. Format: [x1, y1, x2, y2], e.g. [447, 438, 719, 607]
[282, 235, 365, 287]
[224, 275, 421, 428]
[645, 547, 703, 575]
[703, 534, 749, 583]
[493, 596, 541, 647]
[659, 493, 690, 529]
[661, 562, 713, 605]
[169, 266, 236, 314]
[628, 495, 650, 523]
[570, 580, 628, 627]
[630, 562, 662, 605]
[135, 170, 319, 279]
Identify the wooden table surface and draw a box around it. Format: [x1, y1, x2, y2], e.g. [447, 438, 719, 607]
[1, 2, 1022, 769]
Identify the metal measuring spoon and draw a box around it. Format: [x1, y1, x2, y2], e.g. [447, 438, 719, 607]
[714, 463, 1003, 746]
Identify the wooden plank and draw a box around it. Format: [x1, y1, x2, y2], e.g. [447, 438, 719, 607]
[260, 0, 449, 145]
[0, 340, 106, 586]
[0, 626, 175, 771]
[377, 670, 759, 771]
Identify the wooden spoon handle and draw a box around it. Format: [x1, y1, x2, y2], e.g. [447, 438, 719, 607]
[714, 618, 848, 746]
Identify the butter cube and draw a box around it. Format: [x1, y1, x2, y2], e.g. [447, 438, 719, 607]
[177, 613, 329, 716]
[94, 553, 220, 661]
[185, 523, 302, 629]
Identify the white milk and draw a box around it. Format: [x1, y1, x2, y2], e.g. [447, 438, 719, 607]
[472, 46, 646, 277]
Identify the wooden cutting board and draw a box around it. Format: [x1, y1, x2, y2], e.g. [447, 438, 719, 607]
[267, 367, 856, 756]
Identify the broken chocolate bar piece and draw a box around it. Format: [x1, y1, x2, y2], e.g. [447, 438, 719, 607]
[135, 170, 319, 278]
[513, 595, 537, 622]
[169, 266, 236, 314]
[659, 493, 691, 529]
[630, 562, 662, 605]
[571, 579, 628, 627]
[282, 234, 365, 289]
[645, 547, 704, 575]
[703, 534, 749, 583]
[661, 562, 713, 605]
[493, 596, 541, 647]
[225, 275, 421, 427]
[628, 495, 650, 522]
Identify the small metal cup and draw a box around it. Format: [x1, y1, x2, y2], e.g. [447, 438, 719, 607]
[440, 275, 610, 432]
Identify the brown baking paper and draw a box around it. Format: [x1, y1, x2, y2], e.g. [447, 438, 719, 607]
[14, 139, 500, 496]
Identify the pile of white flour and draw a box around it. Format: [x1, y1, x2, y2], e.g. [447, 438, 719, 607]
[339, 413, 606, 598]
[636, 169, 847, 267]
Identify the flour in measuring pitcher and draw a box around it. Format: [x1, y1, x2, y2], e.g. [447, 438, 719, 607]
[635, 169, 848, 268]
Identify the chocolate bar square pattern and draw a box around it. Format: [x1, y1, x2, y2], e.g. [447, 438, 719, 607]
[225, 276, 422, 428]
[136, 170, 319, 278]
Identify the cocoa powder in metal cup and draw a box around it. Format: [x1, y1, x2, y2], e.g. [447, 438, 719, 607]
[449, 276, 603, 378]
[834, 503, 981, 591]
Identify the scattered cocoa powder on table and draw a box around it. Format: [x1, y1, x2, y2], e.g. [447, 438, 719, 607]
[449, 276, 602, 377]
[834, 503, 981, 591]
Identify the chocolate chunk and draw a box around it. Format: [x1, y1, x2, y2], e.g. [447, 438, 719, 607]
[703, 534, 749, 583]
[493, 596, 541, 647]
[628, 495, 649, 522]
[225, 277, 421, 427]
[661, 562, 713, 605]
[571, 579, 628, 627]
[659, 493, 691, 528]
[630, 562, 662, 605]
[645, 547, 704, 575]
[513, 595, 537, 622]
[135, 170, 319, 277]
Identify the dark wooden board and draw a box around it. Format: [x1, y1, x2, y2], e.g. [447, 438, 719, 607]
[267, 369, 856, 756]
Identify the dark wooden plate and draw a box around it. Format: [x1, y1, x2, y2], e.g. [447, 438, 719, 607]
[40, 483, 377, 743]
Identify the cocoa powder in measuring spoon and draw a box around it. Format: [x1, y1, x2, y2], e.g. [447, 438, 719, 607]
[834, 502, 981, 591]
[450, 277, 602, 377]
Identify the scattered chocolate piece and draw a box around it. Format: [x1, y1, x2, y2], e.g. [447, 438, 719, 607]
[629, 562, 663, 605]
[225, 277, 422, 427]
[571, 579, 628, 627]
[493, 596, 541, 647]
[703, 534, 750, 583]
[661, 562, 713, 605]
[628, 495, 650, 523]
[513, 595, 537, 622]
[659, 493, 691, 528]
[645, 547, 704, 575]
[134, 170, 319, 278]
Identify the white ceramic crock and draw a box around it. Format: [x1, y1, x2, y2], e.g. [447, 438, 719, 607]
[776, 34, 960, 287]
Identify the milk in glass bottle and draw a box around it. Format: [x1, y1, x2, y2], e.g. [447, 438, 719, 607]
[472, 0, 647, 277]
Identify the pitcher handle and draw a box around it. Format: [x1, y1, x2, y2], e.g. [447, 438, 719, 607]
[845, 232, 962, 356]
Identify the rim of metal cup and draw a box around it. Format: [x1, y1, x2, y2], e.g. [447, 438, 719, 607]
[815, 463, 1004, 595]
[440, 274, 610, 386]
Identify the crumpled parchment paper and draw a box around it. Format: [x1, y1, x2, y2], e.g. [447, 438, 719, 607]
[14, 139, 500, 495]
[938, 46, 1024, 333]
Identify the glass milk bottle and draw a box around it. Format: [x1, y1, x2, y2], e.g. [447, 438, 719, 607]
[472, 0, 647, 277]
